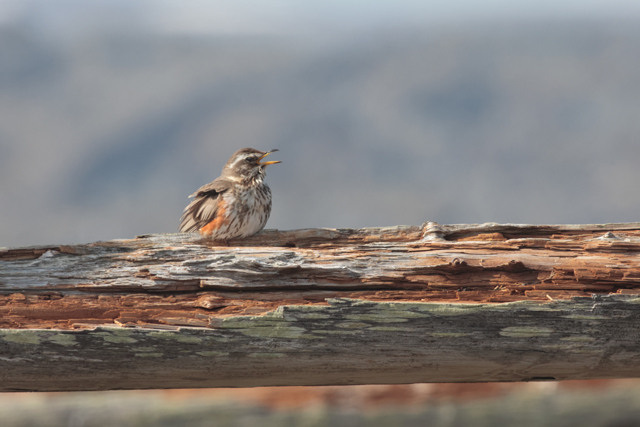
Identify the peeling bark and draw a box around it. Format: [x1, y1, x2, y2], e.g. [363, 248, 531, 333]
[1, 222, 640, 391]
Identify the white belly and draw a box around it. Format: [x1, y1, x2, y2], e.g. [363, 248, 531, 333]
[213, 185, 272, 239]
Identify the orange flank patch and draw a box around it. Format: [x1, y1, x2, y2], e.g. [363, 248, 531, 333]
[200, 201, 228, 236]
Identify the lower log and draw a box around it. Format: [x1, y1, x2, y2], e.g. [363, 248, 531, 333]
[2, 295, 640, 391]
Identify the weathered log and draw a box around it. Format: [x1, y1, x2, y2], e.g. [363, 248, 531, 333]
[1, 222, 640, 391]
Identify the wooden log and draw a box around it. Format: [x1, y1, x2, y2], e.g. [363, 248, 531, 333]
[2, 222, 640, 391]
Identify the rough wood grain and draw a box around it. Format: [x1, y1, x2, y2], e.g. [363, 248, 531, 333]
[2, 222, 640, 391]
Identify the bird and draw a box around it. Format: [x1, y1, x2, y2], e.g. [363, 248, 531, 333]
[179, 148, 281, 240]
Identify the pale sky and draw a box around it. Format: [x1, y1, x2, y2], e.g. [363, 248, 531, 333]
[149, 0, 640, 35]
[2, 0, 640, 38]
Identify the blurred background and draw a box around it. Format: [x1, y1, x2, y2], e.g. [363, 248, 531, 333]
[3, 0, 640, 248]
[2, 0, 640, 425]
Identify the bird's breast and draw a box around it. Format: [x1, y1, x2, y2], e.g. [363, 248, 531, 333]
[222, 183, 272, 238]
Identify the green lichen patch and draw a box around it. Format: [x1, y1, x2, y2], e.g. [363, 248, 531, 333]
[540, 344, 576, 351]
[196, 351, 229, 357]
[240, 325, 306, 339]
[147, 332, 204, 344]
[0, 330, 41, 345]
[376, 309, 430, 319]
[345, 314, 408, 323]
[175, 335, 204, 344]
[368, 326, 415, 332]
[282, 305, 332, 321]
[499, 326, 554, 338]
[247, 353, 285, 358]
[429, 332, 470, 337]
[299, 334, 323, 339]
[393, 303, 482, 316]
[489, 300, 558, 312]
[216, 318, 285, 329]
[94, 332, 137, 344]
[48, 334, 78, 346]
[562, 314, 611, 320]
[133, 347, 157, 352]
[104, 328, 134, 336]
[284, 312, 331, 321]
[370, 302, 434, 318]
[312, 330, 359, 335]
[560, 336, 596, 342]
[336, 322, 370, 329]
[148, 331, 179, 340]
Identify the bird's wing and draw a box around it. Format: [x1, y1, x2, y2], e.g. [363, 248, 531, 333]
[178, 178, 232, 233]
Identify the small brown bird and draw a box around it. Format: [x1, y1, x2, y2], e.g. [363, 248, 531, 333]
[179, 148, 281, 239]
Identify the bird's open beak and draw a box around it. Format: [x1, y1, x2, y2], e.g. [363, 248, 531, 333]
[258, 149, 281, 166]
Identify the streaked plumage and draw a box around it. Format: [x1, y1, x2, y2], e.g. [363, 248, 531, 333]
[179, 148, 280, 239]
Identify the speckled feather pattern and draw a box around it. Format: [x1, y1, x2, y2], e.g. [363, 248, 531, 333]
[178, 148, 277, 240]
[213, 178, 272, 239]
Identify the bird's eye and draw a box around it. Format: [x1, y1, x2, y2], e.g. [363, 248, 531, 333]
[245, 157, 257, 163]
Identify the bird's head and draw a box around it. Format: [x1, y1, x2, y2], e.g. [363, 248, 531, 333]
[222, 148, 281, 182]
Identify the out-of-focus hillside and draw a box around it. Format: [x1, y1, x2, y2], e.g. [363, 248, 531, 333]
[1, 380, 640, 426]
[2, 20, 640, 247]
